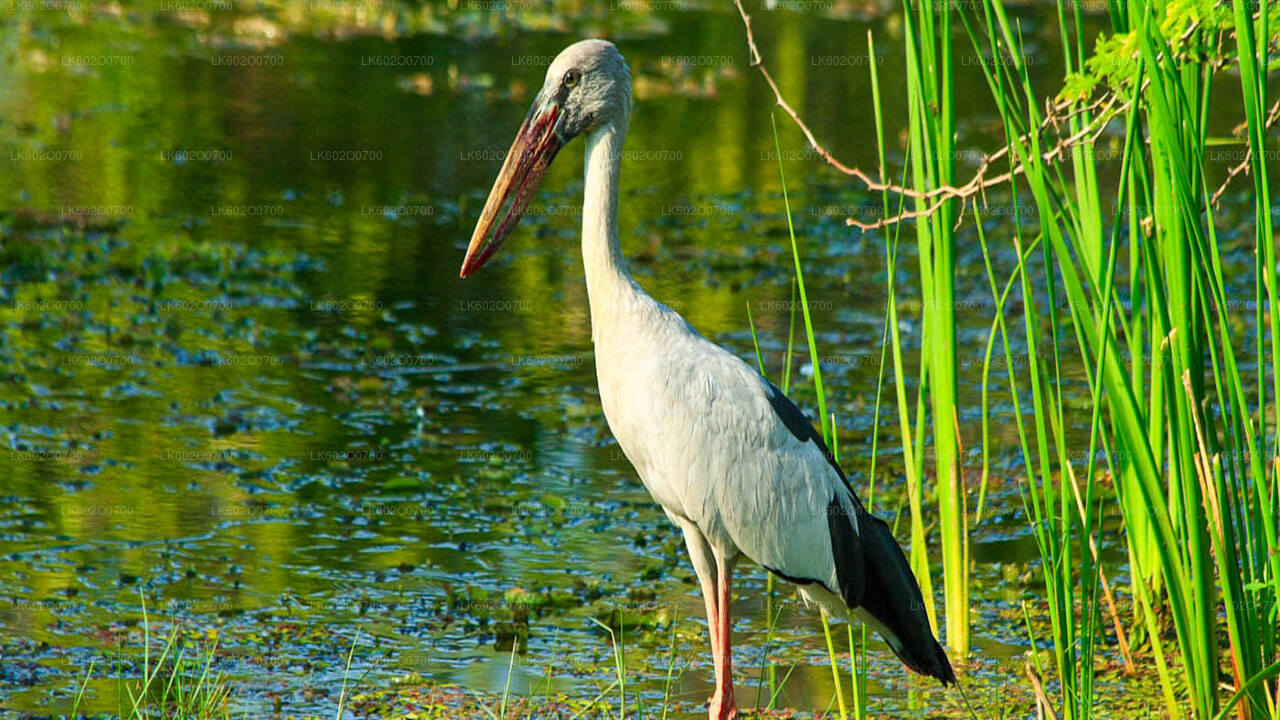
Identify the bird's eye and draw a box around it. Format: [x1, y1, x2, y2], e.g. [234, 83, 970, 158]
[563, 69, 581, 88]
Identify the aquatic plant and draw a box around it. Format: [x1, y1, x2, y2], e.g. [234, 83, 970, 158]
[738, 0, 1280, 716]
[71, 593, 233, 720]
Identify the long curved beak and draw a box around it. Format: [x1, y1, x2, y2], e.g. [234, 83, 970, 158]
[460, 91, 564, 278]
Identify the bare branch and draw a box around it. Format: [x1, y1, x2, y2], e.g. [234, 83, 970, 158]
[732, 0, 1270, 232]
[1209, 97, 1280, 207]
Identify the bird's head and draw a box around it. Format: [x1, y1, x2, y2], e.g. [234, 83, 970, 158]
[460, 39, 632, 278]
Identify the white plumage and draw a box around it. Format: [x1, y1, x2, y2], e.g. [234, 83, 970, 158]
[597, 298, 852, 596]
[461, 39, 953, 720]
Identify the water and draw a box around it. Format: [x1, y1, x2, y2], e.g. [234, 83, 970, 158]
[0, 2, 1262, 717]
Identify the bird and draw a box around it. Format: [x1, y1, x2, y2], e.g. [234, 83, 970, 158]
[460, 39, 955, 720]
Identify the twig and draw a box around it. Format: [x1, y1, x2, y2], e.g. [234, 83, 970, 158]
[1209, 97, 1280, 206]
[1026, 663, 1060, 720]
[733, 0, 1271, 231]
[855, 98, 1127, 231]
[1063, 462, 1137, 674]
[733, 0, 1125, 228]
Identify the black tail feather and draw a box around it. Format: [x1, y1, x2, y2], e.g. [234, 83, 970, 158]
[832, 500, 955, 685]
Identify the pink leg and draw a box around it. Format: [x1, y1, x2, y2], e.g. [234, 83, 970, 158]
[708, 559, 737, 720]
[701, 584, 720, 665]
[678, 522, 721, 680]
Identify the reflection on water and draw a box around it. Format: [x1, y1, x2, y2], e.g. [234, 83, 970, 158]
[0, 1, 1260, 717]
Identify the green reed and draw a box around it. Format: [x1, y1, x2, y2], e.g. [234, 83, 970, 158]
[943, 0, 1280, 716]
[899, 0, 970, 660]
[747, 0, 1280, 715]
[768, 109, 855, 720]
[746, 0, 1280, 715]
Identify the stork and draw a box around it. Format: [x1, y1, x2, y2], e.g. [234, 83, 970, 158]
[460, 39, 955, 720]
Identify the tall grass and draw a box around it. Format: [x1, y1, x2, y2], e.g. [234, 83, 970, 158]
[899, 0, 969, 659]
[747, 102, 911, 717]
[746, 0, 1280, 715]
[917, 0, 1280, 716]
[768, 109, 859, 720]
[761, 10, 964, 714]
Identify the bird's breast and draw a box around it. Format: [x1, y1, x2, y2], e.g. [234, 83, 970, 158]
[592, 323, 698, 519]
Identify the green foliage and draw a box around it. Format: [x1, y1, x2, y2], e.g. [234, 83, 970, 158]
[1060, 32, 1138, 101]
[1059, 0, 1277, 101]
[953, 0, 1280, 716]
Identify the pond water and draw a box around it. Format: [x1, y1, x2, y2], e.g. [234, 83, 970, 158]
[0, 2, 1265, 718]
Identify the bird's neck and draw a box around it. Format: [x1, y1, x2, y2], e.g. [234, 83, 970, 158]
[581, 115, 637, 344]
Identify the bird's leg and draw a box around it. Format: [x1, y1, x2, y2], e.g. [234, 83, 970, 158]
[700, 580, 721, 662]
[708, 556, 738, 720]
[678, 522, 722, 666]
[695, 568, 723, 709]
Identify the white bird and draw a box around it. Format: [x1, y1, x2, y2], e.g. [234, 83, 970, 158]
[461, 39, 954, 720]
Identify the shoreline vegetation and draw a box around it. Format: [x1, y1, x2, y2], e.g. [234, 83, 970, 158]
[741, 0, 1280, 717]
